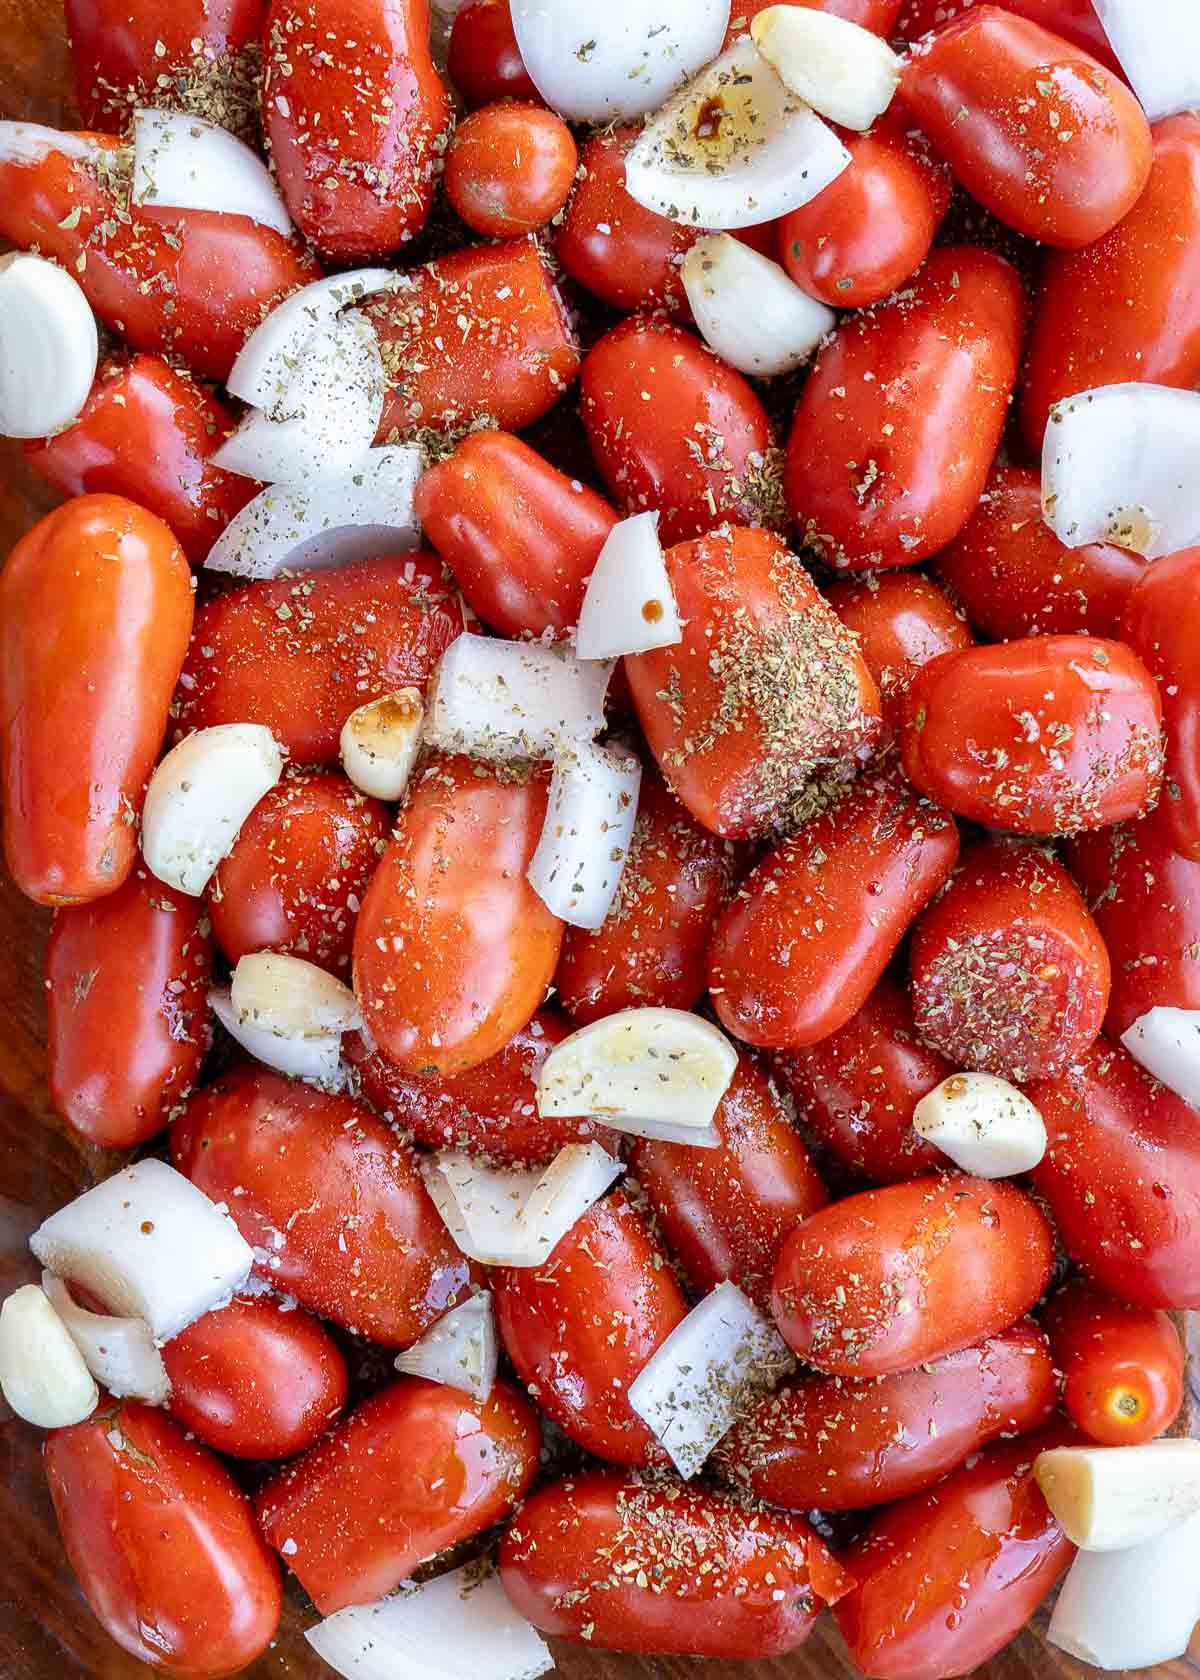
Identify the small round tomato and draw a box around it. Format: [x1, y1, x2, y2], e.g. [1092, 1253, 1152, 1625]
[493, 1192, 688, 1465]
[784, 248, 1025, 569]
[1042, 1279, 1184, 1446]
[824, 569, 972, 730]
[257, 1377, 539, 1614]
[173, 1065, 472, 1345]
[720, 1321, 1055, 1510]
[444, 102, 576, 238]
[709, 770, 959, 1050]
[727, 0, 901, 40]
[899, 636, 1165, 834]
[447, 0, 539, 107]
[910, 840, 1111, 1082]
[44, 1400, 281, 1677]
[163, 1292, 348, 1459]
[772, 1175, 1055, 1376]
[1120, 546, 1200, 861]
[895, 0, 1120, 72]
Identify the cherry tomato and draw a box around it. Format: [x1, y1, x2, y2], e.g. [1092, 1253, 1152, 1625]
[444, 102, 576, 238]
[47, 868, 212, 1149]
[834, 1424, 1078, 1680]
[353, 755, 562, 1074]
[447, 0, 539, 107]
[175, 554, 460, 764]
[900, 8, 1151, 247]
[899, 635, 1165, 834]
[414, 429, 616, 638]
[1028, 1039, 1200, 1309]
[1042, 1279, 1184, 1446]
[709, 770, 959, 1050]
[933, 465, 1146, 639]
[910, 840, 1111, 1081]
[1120, 546, 1200, 860]
[727, 0, 901, 40]
[493, 1192, 688, 1465]
[0, 494, 193, 905]
[773, 1175, 1055, 1376]
[625, 526, 881, 840]
[256, 1377, 539, 1614]
[770, 975, 951, 1182]
[824, 570, 972, 730]
[784, 248, 1025, 570]
[44, 1400, 281, 1677]
[631, 1050, 828, 1309]
[209, 769, 388, 976]
[163, 1292, 348, 1459]
[580, 320, 778, 545]
[501, 1469, 853, 1659]
[895, 0, 1121, 73]
[720, 1320, 1056, 1509]
[173, 1064, 472, 1344]
[778, 121, 951, 309]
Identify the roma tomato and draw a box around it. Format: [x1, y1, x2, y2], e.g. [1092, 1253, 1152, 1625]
[1042, 1279, 1184, 1446]
[0, 494, 193, 905]
[1120, 547, 1200, 860]
[447, 0, 539, 107]
[770, 975, 951, 1182]
[784, 249, 1025, 570]
[720, 1321, 1056, 1509]
[933, 465, 1146, 639]
[709, 770, 959, 1050]
[44, 1400, 281, 1678]
[175, 554, 460, 763]
[625, 526, 881, 840]
[580, 319, 778, 544]
[895, 0, 1120, 73]
[353, 755, 562, 1074]
[900, 8, 1150, 247]
[493, 1192, 688, 1465]
[47, 869, 212, 1149]
[1028, 1039, 1200, 1309]
[209, 769, 389, 975]
[772, 1175, 1055, 1375]
[910, 840, 1111, 1082]
[501, 1470, 853, 1660]
[631, 1050, 828, 1309]
[824, 570, 971, 730]
[257, 1377, 539, 1614]
[834, 1425, 1077, 1680]
[413, 430, 617, 638]
[727, 0, 901, 39]
[163, 1292, 348, 1459]
[444, 102, 576, 238]
[899, 636, 1165, 834]
[173, 1065, 472, 1344]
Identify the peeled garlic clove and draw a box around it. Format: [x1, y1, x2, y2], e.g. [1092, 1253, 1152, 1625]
[141, 723, 283, 896]
[751, 5, 900, 132]
[0, 252, 98, 439]
[913, 1072, 1047, 1177]
[0, 1284, 98, 1428]
[680, 234, 835, 377]
[340, 689, 424, 801]
[230, 950, 361, 1039]
[210, 986, 344, 1086]
[1035, 1439, 1200, 1551]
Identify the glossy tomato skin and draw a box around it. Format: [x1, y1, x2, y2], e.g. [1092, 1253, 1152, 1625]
[173, 1065, 472, 1344]
[720, 1321, 1056, 1510]
[447, 0, 539, 106]
[933, 465, 1146, 639]
[1022, 114, 1200, 446]
[501, 1469, 852, 1659]
[175, 554, 460, 764]
[163, 1292, 348, 1459]
[631, 1051, 828, 1309]
[44, 1400, 281, 1678]
[493, 1192, 688, 1465]
[773, 1175, 1055, 1376]
[727, 0, 901, 40]
[257, 1377, 539, 1614]
[47, 869, 212, 1149]
[834, 1424, 1078, 1680]
[900, 8, 1150, 247]
[899, 636, 1165, 834]
[910, 840, 1111, 1082]
[709, 770, 959, 1050]
[444, 102, 576, 238]
[1041, 1279, 1184, 1446]
[625, 526, 881, 840]
[1028, 1040, 1200, 1309]
[0, 494, 193, 906]
[770, 975, 951, 1182]
[784, 248, 1025, 570]
[824, 570, 971, 731]
[1120, 547, 1200, 860]
[209, 769, 389, 976]
[895, 0, 1120, 71]
[414, 429, 617, 637]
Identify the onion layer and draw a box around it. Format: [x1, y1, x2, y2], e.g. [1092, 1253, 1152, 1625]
[527, 742, 642, 929]
[394, 1293, 498, 1400]
[132, 107, 293, 236]
[41, 1272, 170, 1405]
[1120, 1007, 1200, 1108]
[227, 269, 397, 407]
[1092, 0, 1200, 122]
[575, 512, 681, 660]
[421, 1143, 623, 1268]
[210, 987, 344, 1086]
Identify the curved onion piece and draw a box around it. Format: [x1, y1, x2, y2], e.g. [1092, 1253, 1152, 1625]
[527, 742, 641, 929]
[0, 1285, 98, 1428]
[231, 951, 361, 1039]
[1041, 383, 1200, 560]
[340, 689, 424, 801]
[750, 6, 899, 131]
[142, 723, 283, 896]
[680, 234, 835, 377]
[0, 120, 102, 167]
[1035, 1440, 1200, 1551]
[1049, 1510, 1200, 1671]
[227, 269, 397, 407]
[394, 1293, 498, 1400]
[425, 633, 612, 762]
[1092, 0, 1200, 122]
[41, 1272, 170, 1405]
[0, 253, 98, 438]
[913, 1073, 1046, 1178]
[624, 39, 851, 229]
[575, 512, 681, 660]
[210, 986, 344, 1085]
[1120, 1006, 1200, 1108]
[131, 107, 292, 236]
[420, 1143, 624, 1268]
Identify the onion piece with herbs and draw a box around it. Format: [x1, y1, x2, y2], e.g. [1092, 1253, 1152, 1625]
[0, 120, 102, 168]
[1034, 1439, 1200, 1551]
[131, 107, 293, 236]
[340, 688, 424, 801]
[1048, 1509, 1200, 1671]
[527, 742, 641, 929]
[424, 633, 612, 762]
[0, 1284, 99, 1428]
[41, 1272, 170, 1405]
[913, 1073, 1046, 1178]
[421, 1143, 623, 1268]
[680, 234, 835, 377]
[750, 6, 900, 131]
[1092, 0, 1200, 122]
[1120, 1007, 1200, 1108]
[394, 1293, 498, 1400]
[227, 268, 397, 407]
[209, 986, 344, 1086]
[0, 253, 98, 439]
[141, 723, 283, 896]
[574, 512, 681, 660]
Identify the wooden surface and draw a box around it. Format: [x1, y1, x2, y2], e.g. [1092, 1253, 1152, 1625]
[1, 4, 1198, 1676]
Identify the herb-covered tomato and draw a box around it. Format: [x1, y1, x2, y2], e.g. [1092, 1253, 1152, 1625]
[447, 0, 538, 107]
[824, 569, 972, 730]
[444, 101, 576, 238]
[1041, 1279, 1185, 1446]
[895, 0, 1120, 72]
[727, 0, 902, 39]
[1119, 546, 1200, 860]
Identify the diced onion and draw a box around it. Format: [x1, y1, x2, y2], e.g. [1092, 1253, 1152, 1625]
[424, 633, 612, 762]
[131, 107, 293, 236]
[41, 1272, 170, 1405]
[30, 1159, 253, 1342]
[575, 512, 681, 660]
[750, 6, 900, 131]
[912, 1073, 1046, 1178]
[624, 39, 851, 230]
[0, 121, 102, 168]
[0, 253, 98, 439]
[527, 742, 641, 929]
[210, 985, 344, 1085]
[1120, 1007, 1200, 1108]
[0, 1284, 98, 1428]
[421, 1142, 623, 1268]
[227, 269, 397, 407]
[1092, 0, 1200, 122]
[340, 689, 424, 801]
[394, 1293, 498, 1400]
[1048, 1509, 1200, 1671]
[231, 950, 361, 1039]
[142, 723, 283, 896]
[1041, 383, 1200, 560]
[680, 234, 835, 377]
[1034, 1439, 1200, 1552]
